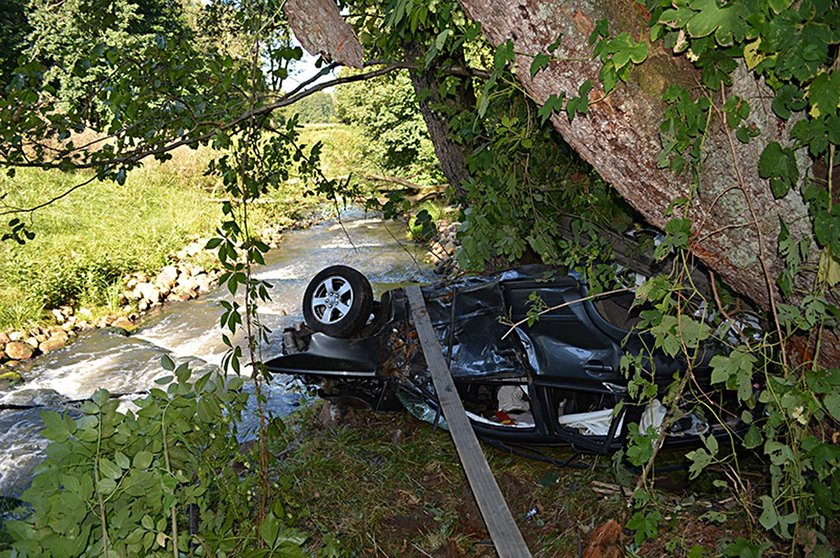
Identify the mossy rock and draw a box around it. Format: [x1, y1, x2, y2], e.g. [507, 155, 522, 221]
[0, 370, 24, 389]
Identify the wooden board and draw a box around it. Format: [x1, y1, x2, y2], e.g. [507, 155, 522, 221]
[406, 286, 531, 558]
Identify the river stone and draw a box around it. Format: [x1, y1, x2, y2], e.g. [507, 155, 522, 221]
[136, 282, 161, 303]
[0, 388, 66, 407]
[176, 276, 199, 295]
[39, 335, 68, 353]
[7, 332, 22, 342]
[50, 308, 65, 323]
[157, 265, 179, 289]
[0, 333, 9, 344]
[0, 369, 23, 386]
[195, 273, 213, 292]
[111, 317, 134, 331]
[25, 337, 39, 349]
[5, 342, 34, 360]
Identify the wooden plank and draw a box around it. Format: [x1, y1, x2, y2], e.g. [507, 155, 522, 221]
[406, 286, 531, 558]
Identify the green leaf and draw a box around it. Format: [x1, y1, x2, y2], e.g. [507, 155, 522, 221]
[97, 477, 117, 495]
[530, 53, 551, 77]
[686, 447, 714, 478]
[744, 425, 763, 448]
[434, 29, 449, 53]
[709, 347, 755, 401]
[40, 410, 74, 442]
[259, 512, 281, 547]
[824, 393, 840, 422]
[807, 71, 840, 118]
[758, 495, 777, 530]
[99, 457, 122, 481]
[538, 93, 564, 123]
[768, 0, 792, 13]
[494, 40, 514, 72]
[115, 451, 130, 470]
[160, 354, 175, 371]
[175, 362, 191, 383]
[685, 0, 728, 38]
[91, 388, 109, 407]
[758, 142, 798, 198]
[134, 451, 154, 469]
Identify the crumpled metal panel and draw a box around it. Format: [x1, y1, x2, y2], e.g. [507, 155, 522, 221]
[419, 275, 528, 378]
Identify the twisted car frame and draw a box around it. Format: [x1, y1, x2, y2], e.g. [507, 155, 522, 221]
[267, 265, 749, 454]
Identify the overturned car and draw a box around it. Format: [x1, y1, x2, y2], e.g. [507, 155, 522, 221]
[267, 265, 748, 454]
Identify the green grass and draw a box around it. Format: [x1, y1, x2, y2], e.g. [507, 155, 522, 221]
[0, 144, 323, 330]
[271, 402, 765, 557]
[296, 123, 379, 179]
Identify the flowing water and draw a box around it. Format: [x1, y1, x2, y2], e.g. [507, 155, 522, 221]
[0, 210, 434, 497]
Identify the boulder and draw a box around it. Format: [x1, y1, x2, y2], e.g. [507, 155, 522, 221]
[0, 370, 23, 388]
[0, 333, 9, 344]
[136, 282, 161, 303]
[7, 331, 22, 342]
[156, 265, 179, 290]
[0, 388, 66, 407]
[25, 337, 39, 349]
[51, 308, 65, 323]
[176, 276, 199, 296]
[5, 341, 34, 360]
[111, 317, 135, 331]
[195, 273, 213, 292]
[39, 335, 68, 353]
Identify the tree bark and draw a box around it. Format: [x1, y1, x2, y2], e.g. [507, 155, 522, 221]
[404, 42, 472, 198]
[459, 0, 838, 366]
[285, 0, 363, 68]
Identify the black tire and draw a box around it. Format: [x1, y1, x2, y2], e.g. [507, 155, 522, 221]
[303, 265, 373, 338]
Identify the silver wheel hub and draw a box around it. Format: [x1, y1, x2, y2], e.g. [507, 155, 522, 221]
[310, 276, 354, 324]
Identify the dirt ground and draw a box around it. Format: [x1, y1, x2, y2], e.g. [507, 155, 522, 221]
[273, 403, 780, 557]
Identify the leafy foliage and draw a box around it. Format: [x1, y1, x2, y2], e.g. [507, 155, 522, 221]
[4, 366, 307, 557]
[333, 70, 439, 179]
[281, 91, 334, 124]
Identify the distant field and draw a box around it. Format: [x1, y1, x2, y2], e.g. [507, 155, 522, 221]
[297, 123, 377, 179]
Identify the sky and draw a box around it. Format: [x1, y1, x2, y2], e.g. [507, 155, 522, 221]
[283, 35, 342, 93]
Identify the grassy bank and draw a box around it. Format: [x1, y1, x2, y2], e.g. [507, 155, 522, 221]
[0, 137, 343, 331]
[274, 403, 759, 557]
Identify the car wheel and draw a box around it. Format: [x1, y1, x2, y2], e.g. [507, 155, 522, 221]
[303, 265, 373, 338]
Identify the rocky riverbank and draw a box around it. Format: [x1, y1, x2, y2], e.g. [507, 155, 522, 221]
[429, 219, 460, 276]
[0, 223, 291, 380]
[0, 210, 453, 380]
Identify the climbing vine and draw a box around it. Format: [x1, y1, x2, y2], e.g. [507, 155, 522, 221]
[577, 0, 840, 553]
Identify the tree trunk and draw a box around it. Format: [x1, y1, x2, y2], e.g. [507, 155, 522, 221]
[459, 0, 838, 366]
[404, 42, 472, 198]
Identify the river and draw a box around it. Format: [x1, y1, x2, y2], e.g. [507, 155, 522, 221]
[0, 210, 434, 497]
